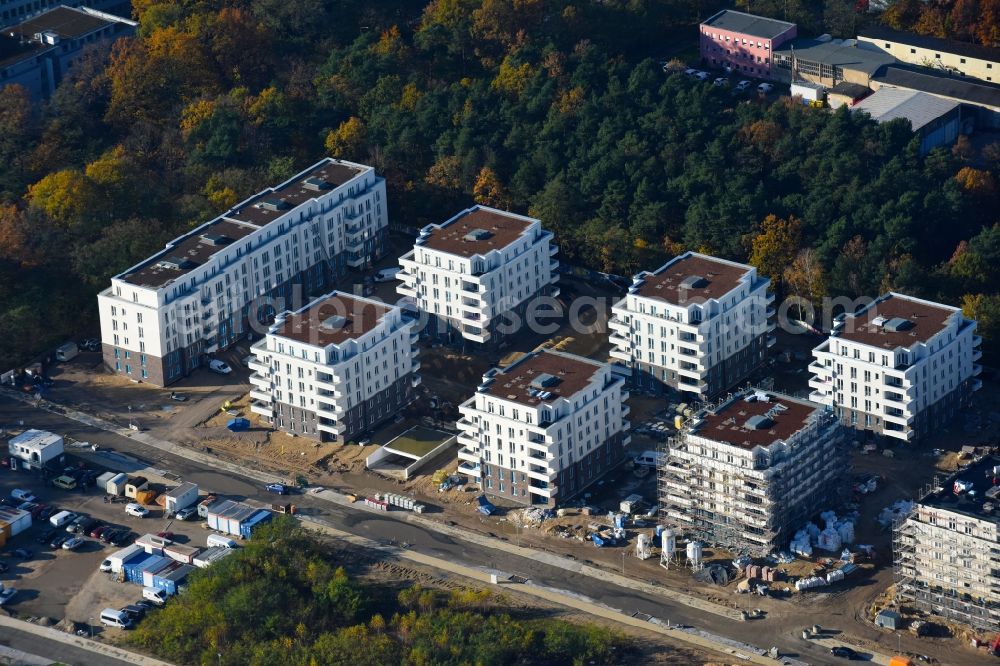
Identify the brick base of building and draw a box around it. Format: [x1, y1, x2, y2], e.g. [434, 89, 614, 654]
[838, 379, 973, 442]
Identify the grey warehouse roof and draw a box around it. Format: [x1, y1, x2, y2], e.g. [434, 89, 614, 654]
[701, 10, 795, 40]
[853, 88, 959, 131]
[874, 64, 1000, 110]
[776, 38, 896, 76]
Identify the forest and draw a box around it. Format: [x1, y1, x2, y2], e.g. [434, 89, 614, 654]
[128, 517, 628, 665]
[0, 0, 998, 367]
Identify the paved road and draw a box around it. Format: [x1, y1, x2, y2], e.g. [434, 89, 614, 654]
[0, 394, 972, 665]
[0, 624, 135, 666]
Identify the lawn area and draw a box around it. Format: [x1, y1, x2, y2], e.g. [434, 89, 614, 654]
[384, 426, 453, 457]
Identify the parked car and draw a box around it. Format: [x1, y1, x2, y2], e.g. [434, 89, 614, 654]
[11, 548, 32, 559]
[125, 503, 149, 518]
[169, 392, 188, 402]
[120, 604, 146, 620]
[100, 559, 113, 572]
[735, 80, 752, 91]
[10, 489, 36, 503]
[67, 515, 90, 534]
[684, 67, 698, 77]
[694, 71, 709, 81]
[62, 537, 86, 551]
[134, 599, 157, 611]
[374, 267, 401, 282]
[90, 524, 109, 539]
[0, 587, 17, 605]
[77, 518, 99, 535]
[830, 646, 860, 660]
[265, 483, 288, 495]
[38, 505, 55, 520]
[175, 506, 197, 521]
[208, 360, 232, 375]
[156, 531, 175, 541]
[50, 534, 70, 549]
[757, 82, 774, 93]
[712, 76, 728, 87]
[37, 527, 57, 544]
[80, 338, 100, 352]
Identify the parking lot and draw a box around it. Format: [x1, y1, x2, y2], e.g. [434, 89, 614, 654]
[0, 460, 219, 636]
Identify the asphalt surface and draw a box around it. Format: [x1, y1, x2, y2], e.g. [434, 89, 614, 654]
[0, 625, 134, 666]
[0, 394, 975, 665]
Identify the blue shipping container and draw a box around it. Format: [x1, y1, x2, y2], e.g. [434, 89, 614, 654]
[127, 555, 170, 585]
[239, 510, 273, 539]
[153, 564, 194, 595]
[122, 553, 161, 584]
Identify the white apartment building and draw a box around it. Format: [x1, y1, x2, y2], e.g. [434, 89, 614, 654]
[97, 158, 387, 387]
[248, 292, 418, 443]
[397, 205, 559, 345]
[894, 456, 1000, 631]
[808, 293, 981, 442]
[609, 252, 774, 398]
[456, 349, 630, 507]
[660, 390, 847, 556]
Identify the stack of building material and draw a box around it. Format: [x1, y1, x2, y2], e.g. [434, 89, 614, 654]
[795, 576, 828, 591]
[135, 489, 159, 505]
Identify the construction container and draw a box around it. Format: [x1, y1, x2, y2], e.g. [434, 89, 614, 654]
[164, 482, 198, 514]
[142, 559, 175, 588]
[164, 543, 200, 565]
[135, 533, 172, 556]
[152, 563, 194, 595]
[193, 546, 234, 568]
[124, 476, 148, 499]
[206, 500, 259, 536]
[0, 508, 32, 537]
[239, 509, 272, 539]
[107, 544, 144, 574]
[123, 554, 165, 584]
[135, 489, 159, 505]
[96, 472, 116, 491]
[198, 495, 220, 518]
[106, 473, 128, 496]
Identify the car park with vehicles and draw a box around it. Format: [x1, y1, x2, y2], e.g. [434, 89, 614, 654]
[49, 534, 70, 549]
[50, 510, 77, 528]
[100, 608, 132, 629]
[62, 536, 85, 551]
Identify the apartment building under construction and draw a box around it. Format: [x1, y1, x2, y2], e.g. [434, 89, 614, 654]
[660, 389, 847, 556]
[893, 456, 1000, 631]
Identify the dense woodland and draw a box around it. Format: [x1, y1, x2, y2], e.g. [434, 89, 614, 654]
[128, 518, 628, 665]
[0, 0, 998, 368]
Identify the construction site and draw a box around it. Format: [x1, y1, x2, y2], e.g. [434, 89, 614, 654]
[658, 388, 849, 557]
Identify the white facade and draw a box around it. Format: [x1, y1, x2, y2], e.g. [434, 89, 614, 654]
[8, 429, 64, 468]
[809, 293, 981, 441]
[456, 350, 630, 507]
[397, 205, 558, 344]
[609, 252, 773, 397]
[164, 482, 199, 513]
[249, 292, 418, 442]
[97, 158, 386, 386]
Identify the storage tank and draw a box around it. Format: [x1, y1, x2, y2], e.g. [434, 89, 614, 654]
[686, 541, 703, 567]
[838, 522, 855, 544]
[662, 528, 677, 559]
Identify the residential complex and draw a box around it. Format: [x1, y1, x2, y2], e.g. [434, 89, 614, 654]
[894, 456, 1000, 631]
[456, 349, 630, 507]
[609, 252, 774, 398]
[248, 292, 418, 443]
[0, 5, 136, 100]
[699, 9, 796, 79]
[396, 205, 558, 345]
[660, 390, 847, 556]
[859, 25, 1000, 84]
[808, 293, 981, 442]
[97, 158, 387, 386]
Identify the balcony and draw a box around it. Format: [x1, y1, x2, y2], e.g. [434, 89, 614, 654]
[461, 282, 480, 293]
[677, 378, 707, 394]
[808, 390, 833, 405]
[549, 259, 560, 273]
[249, 388, 271, 403]
[247, 357, 269, 373]
[549, 244, 558, 256]
[766, 335, 776, 348]
[315, 403, 343, 421]
[972, 378, 983, 392]
[608, 332, 630, 350]
[458, 461, 481, 477]
[973, 364, 982, 376]
[315, 373, 344, 388]
[807, 361, 828, 375]
[807, 376, 831, 391]
[765, 292, 776, 305]
[766, 320, 777, 333]
[457, 447, 480, 464]
[397, 283, 417, 298]
[411, 373, 422, 388]
[974, 335, 982, 347]
[883, 426, 915, 442]
[973, 349, 983, 362]
[250, 401, 273, 418]
[526, 466, 557, 483]
[765, 306, 776, 318]
[317, 420, 346, 436]
[457, 432, 479, 449]
[411, 360, 421, 373]
[409, 330, 419, 344]
[462, 325, 490, 343]
[610, 348, 631, 362]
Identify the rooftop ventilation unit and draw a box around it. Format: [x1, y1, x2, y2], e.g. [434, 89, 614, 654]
[259, 198, 290, 212]
[679, 275, 708, 290]
[872, 315, 888, 327]
[200, 233, 232, 246]
[744, 415, 773, 430]
[320, 315, 348, 330]
[156, 256, 195, 270]
[464, 228, 492, 242]
[530, 373, 559, 390]
[883, 317, 913, 333]
[303, 176, 332, 192]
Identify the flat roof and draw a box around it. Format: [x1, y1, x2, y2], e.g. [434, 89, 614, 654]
[383, 426, 453, 459]
[828, 81, 872, 99]
[920, 456, 1000, 523]
[8, 429, 62, 449]
[270, 292, 392, 347]
[14, 6, 111, 39]
[690, 391, 821, 450]
[482, 350, 605, 407]
[0, 32, 52, 68]
[701, 10, 795, 40]
[775, 38, 895, 76]
[853, 88, 959, 131]
[227, 159, 365, 225]
[860, 24, 1000, 63]
[875, 64, 1000, 109]
[121, 218, 259, 288]
[835, 293, 957, 349]
[418, 206, 536, 258]
[634, 253, 753, 305]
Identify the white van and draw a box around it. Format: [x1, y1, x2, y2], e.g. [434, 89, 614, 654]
[55, 341, 79, 362]
[206, 534, 238, 549]
[374, 267, 401, 282]
[100, 608, 132, 629]
[142, 587, 167, 605]
[632, 451, 663, 468]
[10, 489, 36, 502]
[50, 510, 77, 528]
